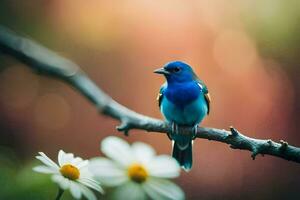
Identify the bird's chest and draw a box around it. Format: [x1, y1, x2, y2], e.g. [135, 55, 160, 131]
[161, 83, 207, 125]
[161, 95, 207, 125]
[165, 83, 200, 108]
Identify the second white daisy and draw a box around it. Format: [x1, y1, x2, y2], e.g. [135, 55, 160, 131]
[89, 136, 184, 200]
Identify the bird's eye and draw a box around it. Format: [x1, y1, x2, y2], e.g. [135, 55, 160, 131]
[173, 67, 180, 73]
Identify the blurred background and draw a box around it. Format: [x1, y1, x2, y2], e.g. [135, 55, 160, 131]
[0, 0, 299, 199]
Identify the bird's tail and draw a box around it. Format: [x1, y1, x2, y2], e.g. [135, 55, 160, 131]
[172, 141, 193, 172]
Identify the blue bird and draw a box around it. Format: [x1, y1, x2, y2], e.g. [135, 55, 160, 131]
[154, 61, 211, 171]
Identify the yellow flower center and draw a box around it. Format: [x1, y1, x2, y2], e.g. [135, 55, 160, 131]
[60, 164, 80, 180]
[127, 163, 148, 183]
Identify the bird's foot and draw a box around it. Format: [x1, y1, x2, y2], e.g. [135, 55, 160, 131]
[192, 125, 198, 140]
[167, 122, 179, 140]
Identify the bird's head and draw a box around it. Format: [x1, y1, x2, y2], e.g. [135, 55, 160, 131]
[154, 61, 196, 83]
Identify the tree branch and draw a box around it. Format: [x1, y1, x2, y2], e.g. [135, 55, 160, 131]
[1, 26, 300, 164]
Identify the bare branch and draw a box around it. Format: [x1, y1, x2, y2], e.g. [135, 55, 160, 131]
[1, 26, 300, 164]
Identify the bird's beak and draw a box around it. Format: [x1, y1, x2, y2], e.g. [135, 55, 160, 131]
[153, 68, 170, 75]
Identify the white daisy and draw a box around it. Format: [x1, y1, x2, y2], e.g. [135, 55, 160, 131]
[33, 150, 103, 200]
[89, 136, 185, 200]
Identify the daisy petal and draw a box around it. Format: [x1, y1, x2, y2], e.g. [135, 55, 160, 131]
[33, 166, 58, 174]
[70, 181, 82, 199]
[58, 150, 65, 166]
[79, 167, 93, 178]
[147, 155, 180, 178]
[78, 178, 104, 193]
[101, 136, 134, 166]
[71, 157, 84, 166]
[36, 152, 59, 169]
[76, 160, 89, 169]
[143, 178, 184, 200]
[58, 150, 74, 166]
[52, 175, 70, 190]
[132, 142, 156, 164]
[113, 182, 146, 200]
[89, 158, 128, 186]
[79, 184, 97, 200]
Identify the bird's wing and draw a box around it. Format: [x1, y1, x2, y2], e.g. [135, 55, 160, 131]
[157, 82, 167, 107]
[196, 79, 211, 115]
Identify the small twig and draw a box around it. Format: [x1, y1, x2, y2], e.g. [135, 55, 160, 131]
[1, 26, 300, 164]
[279, 140, 289, 151]
[229, 126, 239, 137]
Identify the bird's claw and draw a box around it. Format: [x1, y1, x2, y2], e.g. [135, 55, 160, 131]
[192, 125, 198, 140]
[173, 122, 179, 134]
[167, 122, 179, 140]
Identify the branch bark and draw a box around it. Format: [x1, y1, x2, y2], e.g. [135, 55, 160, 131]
[1, 26, 300, 163]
